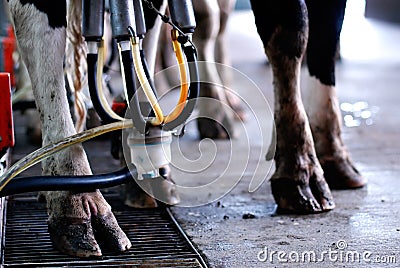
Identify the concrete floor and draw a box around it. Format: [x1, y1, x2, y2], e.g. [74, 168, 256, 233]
[9, 4, 400, 268]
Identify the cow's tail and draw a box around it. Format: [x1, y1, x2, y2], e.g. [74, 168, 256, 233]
[65, 0, 87, 133]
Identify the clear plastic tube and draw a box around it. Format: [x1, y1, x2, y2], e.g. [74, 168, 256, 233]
[97, 39, 125, 121]
[130, 37, 164, 125]
[0, 120, 132, 191]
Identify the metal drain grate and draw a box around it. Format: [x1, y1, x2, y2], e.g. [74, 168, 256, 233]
[1, 193, 207, 267]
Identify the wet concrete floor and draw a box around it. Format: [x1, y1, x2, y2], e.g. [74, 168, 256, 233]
[9, 7, 400, 268]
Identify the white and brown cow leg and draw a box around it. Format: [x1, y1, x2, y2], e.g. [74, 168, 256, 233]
[193, 0, 235, 139]
[7, 0, 131, 257]
[305, 0, 366, 189]
[215, 0, 247, 121]
[251, 0, 334, 214]
[120, 0, 180, 208]
[305, 80, 365, 189]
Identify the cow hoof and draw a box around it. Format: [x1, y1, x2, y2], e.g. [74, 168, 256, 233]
[320, 156, 367, 189]
[48, 218, 102, 257]
[121, 181, 158, 208]
[197, 117, 230, 139]
[150, 166, 181, 206]
[225, 91, 247, 122]
[92, 211, 132, 252]
[121, 166, 180, 207]
[196, 84, 235, 139]
[271, 174, 335, 214]
[45, 191, 131, 257]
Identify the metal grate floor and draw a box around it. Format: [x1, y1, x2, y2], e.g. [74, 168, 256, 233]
[0, 192, 207, 267]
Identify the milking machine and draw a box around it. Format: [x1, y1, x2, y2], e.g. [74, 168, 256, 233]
[0, 0, 199, 197]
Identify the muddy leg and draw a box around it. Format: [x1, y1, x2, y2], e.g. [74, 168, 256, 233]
[193, 0, 235, 139]
[305, 0, 366, 189]
[250, 0, 334, 213]
[7, 0, 130, 257]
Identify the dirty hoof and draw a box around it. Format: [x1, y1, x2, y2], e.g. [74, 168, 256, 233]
[150, 166, 181, 206]
[271, 175, 335, 214]
[121, 180, 158, 208]
[121, 166, 180, 208]
[196, 83, 236, 139]
[45, 191, 130, 257]
[48, 218, 102, 258]
[48, 212, 131, 258]
[226, 96, 247, 122]
[320, 157, 367, 189]
[197, 118, 230, 139]
[92, 211, 132, 252]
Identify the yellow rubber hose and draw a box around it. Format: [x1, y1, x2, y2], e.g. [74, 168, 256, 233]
[164, 30, 189, 124]
[130, 37, 164, 125]
[97, 39, 125, 121]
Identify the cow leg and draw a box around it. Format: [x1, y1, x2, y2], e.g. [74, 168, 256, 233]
[215, 0, 246, 121]
[250, 0, 334, 213]
[305, 0, 366, 189]
[193, 0, 235, 139]
[7, 0, 131, 257]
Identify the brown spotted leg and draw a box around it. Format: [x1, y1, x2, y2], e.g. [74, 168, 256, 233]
[7, 0, 130, 257]
[305, 0, 366, 189]
[250, 0, 335, 213]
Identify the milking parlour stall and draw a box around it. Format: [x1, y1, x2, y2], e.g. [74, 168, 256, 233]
[0, 0, 399, 267]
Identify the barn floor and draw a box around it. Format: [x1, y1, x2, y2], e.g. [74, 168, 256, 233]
[8, 6, 400, 268]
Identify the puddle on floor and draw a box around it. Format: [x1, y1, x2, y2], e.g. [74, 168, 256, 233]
[340, 101, 379, 127]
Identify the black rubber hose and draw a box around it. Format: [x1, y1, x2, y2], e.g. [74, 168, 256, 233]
[140, 49, 157, 97]
[103, 39, 117, 74]
[0, 166, 136, 197]
[163, 44, 199, 131]
[120, 49, 148, 133]
[87, 53, 117, 124]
